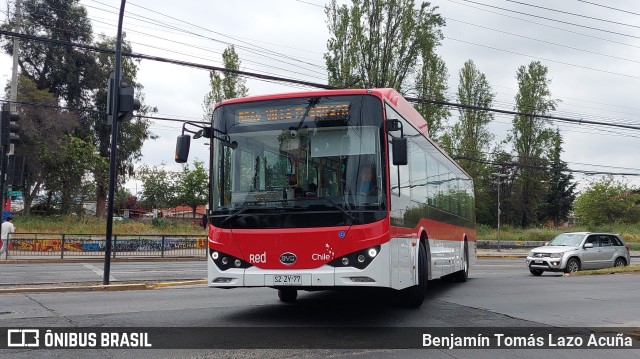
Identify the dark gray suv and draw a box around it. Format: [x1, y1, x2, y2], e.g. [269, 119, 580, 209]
[526, 232, 631, 276]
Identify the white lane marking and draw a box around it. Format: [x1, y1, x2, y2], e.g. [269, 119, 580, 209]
[111, 270, 206, 274]
[82, 263, 116, 282]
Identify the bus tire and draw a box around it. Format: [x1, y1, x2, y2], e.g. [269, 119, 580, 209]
[278, 288, 297, 303]
[403, 243, 427, 308]
[452, 240, 469, 282]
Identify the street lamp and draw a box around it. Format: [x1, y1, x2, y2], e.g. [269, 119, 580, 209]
[491, 173, 508, 252]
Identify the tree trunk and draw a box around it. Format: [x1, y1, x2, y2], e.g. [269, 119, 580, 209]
[96, 184, 106, 218]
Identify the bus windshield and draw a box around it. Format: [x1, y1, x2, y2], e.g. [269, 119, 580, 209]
[210, 95, 387, 228]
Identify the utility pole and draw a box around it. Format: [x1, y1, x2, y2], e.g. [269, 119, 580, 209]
[492, 173, 507, 252]
[104, 0, 139, 285]
[2, 0, 22, 220]
[10, 0, 21, 114]
[104, 0, 127, 285]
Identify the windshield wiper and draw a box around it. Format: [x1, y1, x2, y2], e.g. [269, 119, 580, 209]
[219, 207, 250, 226]
[295, 97, 321, 131]
[319, 197, 359, 224]
[219, 205, 281, 226]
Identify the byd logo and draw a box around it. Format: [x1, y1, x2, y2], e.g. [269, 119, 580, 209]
[280, 252, 297, 265]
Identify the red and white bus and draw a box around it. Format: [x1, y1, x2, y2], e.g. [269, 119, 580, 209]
[176, 88, 475, 307]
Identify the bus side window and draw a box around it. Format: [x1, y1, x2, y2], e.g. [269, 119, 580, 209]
[388, 137, 399, 197]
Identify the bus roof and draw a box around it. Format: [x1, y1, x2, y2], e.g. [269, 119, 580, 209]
[215, 88, 429, 137]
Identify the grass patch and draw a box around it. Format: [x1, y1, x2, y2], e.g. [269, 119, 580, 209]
[572, 264, 640, 276]
[477, 224, 640, 243]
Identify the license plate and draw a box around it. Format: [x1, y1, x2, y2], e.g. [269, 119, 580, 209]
[534, 260, 543, 264]
[273, 275, 302, 286]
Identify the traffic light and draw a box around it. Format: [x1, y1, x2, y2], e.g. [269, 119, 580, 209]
[1, 103, 20, 146]
[118, 83, 141, 122]
[107, 72, 141, 124]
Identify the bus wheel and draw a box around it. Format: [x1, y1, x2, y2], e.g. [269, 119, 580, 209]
[452, 240, 469, 282]
[278, 288, 297, 303]
[403, 244, 427, 308]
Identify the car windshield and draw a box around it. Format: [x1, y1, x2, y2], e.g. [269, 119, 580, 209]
[548, 233, 584, 247]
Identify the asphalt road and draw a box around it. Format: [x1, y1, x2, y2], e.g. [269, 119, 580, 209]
[1, 259, 639, 358]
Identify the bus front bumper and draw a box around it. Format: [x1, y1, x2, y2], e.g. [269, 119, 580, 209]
[207, 242, 398, 289]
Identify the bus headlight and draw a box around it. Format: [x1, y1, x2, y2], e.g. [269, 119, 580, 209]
[329, 245, 381, 270]
[209, 249, 252, 271]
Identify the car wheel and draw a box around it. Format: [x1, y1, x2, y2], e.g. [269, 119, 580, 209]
[564, 258, 580, 274]
[614, 257, 627, 267]
[277, 288, 297, 303]
[529, 269, 543, 276]
[403, 243, 427, 308]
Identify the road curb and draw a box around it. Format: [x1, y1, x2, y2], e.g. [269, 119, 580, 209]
[477, 254, 526, 259]
[0, 279, 207, 294]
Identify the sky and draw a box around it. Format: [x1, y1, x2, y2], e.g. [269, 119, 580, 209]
[1, 0, 639, 195]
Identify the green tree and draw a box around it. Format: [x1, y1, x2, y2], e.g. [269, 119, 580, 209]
[2, 2, 155, 217]
[114, 187, 134, 213]
[324, 0, 445, 92]
[139, 164, 176, 210]
[177, 160, 208, 218]
[40, 135, 102, 215]
[574, 177, 639, 225]
[445, 60, 496, 225]
[3, 0, 98, 214]
[414, 51, 449, 139]
[203, 45, 248, 119]
[543, 130, 576, 227]
[508, 61, 557, 227]
[2, 0, 97, 108]
[88, 34, 156, 218]
[13, 75, 78, 214]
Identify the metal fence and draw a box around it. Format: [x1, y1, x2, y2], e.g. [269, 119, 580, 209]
[4, 233, 207, 258]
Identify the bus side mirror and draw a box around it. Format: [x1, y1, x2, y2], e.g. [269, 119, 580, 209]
[175, 134, 191, 163]
[392, 137, 408, 165]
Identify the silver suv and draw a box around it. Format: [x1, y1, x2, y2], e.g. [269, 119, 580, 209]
[527, 232, 630, 276]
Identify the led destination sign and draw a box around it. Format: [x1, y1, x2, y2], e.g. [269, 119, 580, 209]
[237, 102, 349, 123]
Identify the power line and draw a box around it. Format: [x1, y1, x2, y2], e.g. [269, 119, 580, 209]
[577, 0, 640, 17]
[445, 17, 640, 65]
[4, 29, 640, 131]
[444, 36, 640, 81]
[294, 0, 325, 8]
[406, 95, 640, 131]
[453, 156, 640, 177]
[504, 0, 640, 29]
[120, 0, 325, 70]
[448, 0, 640, 51]
[2, 29, 639, 131]
[0, 29, 337, 90]
[40, 0, 328, 75]
[461, 0, 640, 40]
[20, 0, 640, 122]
